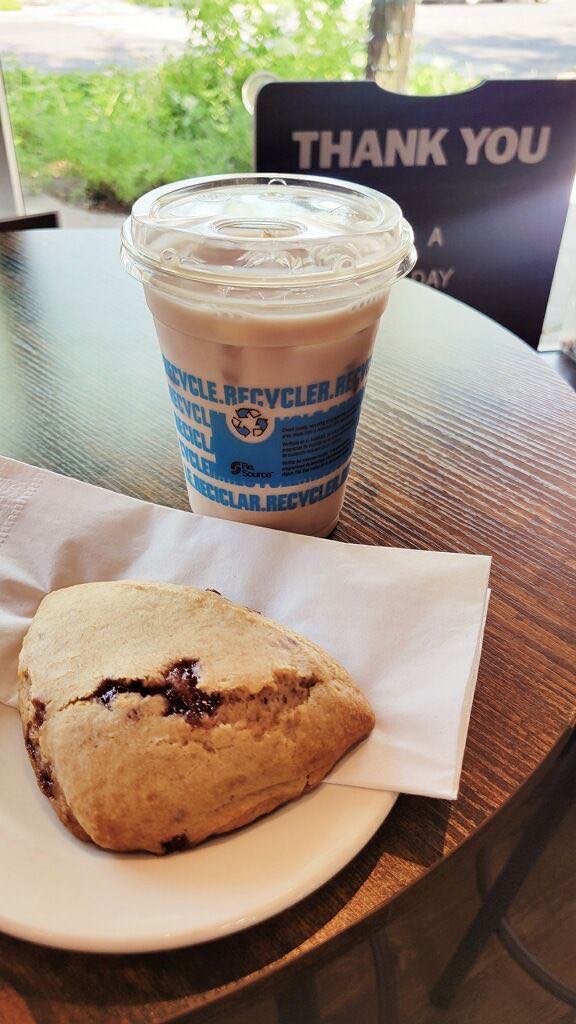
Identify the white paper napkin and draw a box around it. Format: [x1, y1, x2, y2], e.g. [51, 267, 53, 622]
[0, 456, 490, 800]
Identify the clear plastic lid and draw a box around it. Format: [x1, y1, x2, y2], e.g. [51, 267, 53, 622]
[121, 174, 415, 289]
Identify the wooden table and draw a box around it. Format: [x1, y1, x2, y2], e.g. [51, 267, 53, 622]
[0, 229, 574, 1024]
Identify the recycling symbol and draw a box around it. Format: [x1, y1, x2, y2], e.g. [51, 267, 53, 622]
[231, 407, 269, 440]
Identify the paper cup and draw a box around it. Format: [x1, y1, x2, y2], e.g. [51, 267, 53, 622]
[121, 174, 415, 536]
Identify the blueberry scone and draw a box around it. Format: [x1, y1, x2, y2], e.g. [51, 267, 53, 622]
[18, 581, 374, 854]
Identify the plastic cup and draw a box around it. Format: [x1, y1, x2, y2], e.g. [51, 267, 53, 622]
[121, 174, 415, 536]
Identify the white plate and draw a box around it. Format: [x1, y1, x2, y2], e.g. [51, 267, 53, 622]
[0, 705, 397, 953]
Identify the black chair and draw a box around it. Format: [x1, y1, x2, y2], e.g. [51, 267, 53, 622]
[256, 735, 575, 1024]
[0, 212, 59, 232]
[0, 210, 59, 231]
[430, 733, 576, 1012]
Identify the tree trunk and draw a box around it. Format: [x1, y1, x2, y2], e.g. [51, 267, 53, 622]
[366, 0, 417, 94]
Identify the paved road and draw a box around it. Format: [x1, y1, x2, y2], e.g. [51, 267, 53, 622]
[0, 0, 187, 71]
[415, 0, 576, 78]
[0, 0, 575, 77]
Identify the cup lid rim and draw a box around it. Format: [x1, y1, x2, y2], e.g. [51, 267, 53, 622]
[121, 174, 415, 288]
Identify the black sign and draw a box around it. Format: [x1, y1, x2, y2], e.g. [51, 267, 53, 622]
[256, 80, 576, 348]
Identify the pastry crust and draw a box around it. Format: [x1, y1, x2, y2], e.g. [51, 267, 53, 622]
[18, 581, 374, 853]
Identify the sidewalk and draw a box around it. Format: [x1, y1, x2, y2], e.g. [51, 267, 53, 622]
[0, 0, 187, 71]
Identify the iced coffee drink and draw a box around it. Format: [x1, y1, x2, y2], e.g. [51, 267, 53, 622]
[121, 174, 415, 536]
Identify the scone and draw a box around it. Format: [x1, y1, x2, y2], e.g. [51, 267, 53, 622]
[18, 581, 374, 853]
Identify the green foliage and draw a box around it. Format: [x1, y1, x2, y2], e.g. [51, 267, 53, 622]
[0, 0, 22, 10]
[176, 0, 368, 85]
[409, 60, 478, 96]
[5, 62, 253, 205]
[3, 0, 476, 208]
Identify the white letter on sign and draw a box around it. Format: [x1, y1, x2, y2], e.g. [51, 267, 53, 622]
[319, 130, 353, 169]
[427, 226, 443, 247]
[518, 126, 551, 164]
[484, 127, 518, 165]
[292, 131, 319, 169]
[460, 126, 491, 165]
[384, 129, 418, 166]
[351, 130, 384, 168]
[415, 128, 449, 166]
